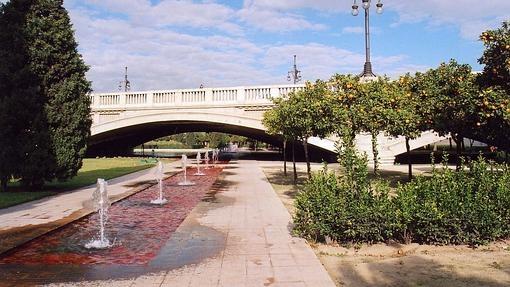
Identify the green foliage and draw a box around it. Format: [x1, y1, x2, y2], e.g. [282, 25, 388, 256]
[23, 0, 92, 181]
[263, 80, 337, 176]
[395, 157, 510, 245]
[294, 156, 510, 245]
[0, 0, 91, 190]
[478, 21, 510, 94]
[0, 0, 52, 190]
[294, 148, 395, 243]
[150, 133, 247, 149]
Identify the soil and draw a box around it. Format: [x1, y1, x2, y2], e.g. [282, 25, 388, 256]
[263, 165, 510, 287]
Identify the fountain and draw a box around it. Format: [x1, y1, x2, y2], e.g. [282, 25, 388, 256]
[212, 149, 219, 166]
[178, 154, 195, 186]
[204, 150, 210, 169]
[150, 161, 168, 205]
[85, 178, 112, 249]
[194, 152, 205, 176]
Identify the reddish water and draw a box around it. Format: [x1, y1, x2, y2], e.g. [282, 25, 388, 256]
[0, 165, 224, 265]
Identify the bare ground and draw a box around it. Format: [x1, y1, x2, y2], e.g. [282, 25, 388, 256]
[262, 165, 510, 287]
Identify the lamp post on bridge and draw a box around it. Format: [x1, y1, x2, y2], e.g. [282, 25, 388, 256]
[351, 0, 383, 82]
[118, 66, 131, 92]
[287, 55, 302, 84]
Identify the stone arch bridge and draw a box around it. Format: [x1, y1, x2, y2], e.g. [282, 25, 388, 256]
[89, 84, 445, 164]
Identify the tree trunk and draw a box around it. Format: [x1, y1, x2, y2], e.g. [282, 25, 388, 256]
[303, 139, 311, 178]
[371, 132, 379, 176]
[449, 138, 453, 150]
[292, 141, 297, 184]
[283, 140, 287, 176]
[406, 137, 412, 181]
[454, 135, 463, 170]
[0, 177, 7, 192]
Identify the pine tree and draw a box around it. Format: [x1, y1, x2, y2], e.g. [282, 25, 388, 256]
[23, 0, 92, 181]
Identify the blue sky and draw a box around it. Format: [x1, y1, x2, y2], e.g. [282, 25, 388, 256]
[17, 1, 510, 92]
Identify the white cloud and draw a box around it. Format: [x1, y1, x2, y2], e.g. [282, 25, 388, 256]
[243, 0, 344, 12]
[385, 0, 510, 39]
[57, 1, 429, 92]
[238, 1, 327, 32]
[342, 26, 381, 35]
[83, 0, 243, 35]
[243, 0, 510, 39]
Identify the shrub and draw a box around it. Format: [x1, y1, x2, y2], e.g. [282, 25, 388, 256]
[395, 157, 510, 245]
[294, 147, 396, 243]
[294, 155, 510, 246]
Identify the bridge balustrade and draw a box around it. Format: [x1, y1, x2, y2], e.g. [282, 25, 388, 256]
[89, 84, 305, 110]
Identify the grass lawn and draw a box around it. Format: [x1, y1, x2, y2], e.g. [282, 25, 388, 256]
[0, 157, 164, 209]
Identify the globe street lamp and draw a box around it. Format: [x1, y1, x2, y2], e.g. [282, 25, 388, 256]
[351, 0, 383, 81]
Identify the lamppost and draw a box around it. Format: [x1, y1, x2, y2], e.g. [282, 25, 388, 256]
[287, 55, 302, 84]
[351, 0, 383, 81]
[118, 66, 131, 92]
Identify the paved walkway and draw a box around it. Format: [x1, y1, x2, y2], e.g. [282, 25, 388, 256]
[94, 160, 335, 287]
[2, 159, 335, 286]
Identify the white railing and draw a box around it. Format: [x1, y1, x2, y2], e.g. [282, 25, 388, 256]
[89, 84, 305, 110]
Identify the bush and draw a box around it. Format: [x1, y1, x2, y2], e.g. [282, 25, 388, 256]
[294, 155, 510, 246]
[395, 157, 510, 245]
[294, 148, 396, 243]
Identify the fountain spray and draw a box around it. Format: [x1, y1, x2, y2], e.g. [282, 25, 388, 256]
[194, 152, 205, 176]
[85, 178, 112, 249]
[150, 161, 168, 205]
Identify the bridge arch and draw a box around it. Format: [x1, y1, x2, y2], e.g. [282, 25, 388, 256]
[88, 110, 336, 159]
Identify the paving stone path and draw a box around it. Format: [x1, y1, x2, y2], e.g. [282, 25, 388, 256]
[1, 159, 335, 287]
[154, 160, 335, 287]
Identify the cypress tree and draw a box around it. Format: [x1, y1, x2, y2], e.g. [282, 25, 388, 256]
[0, 0, 50, 191]
[0, 0, 91, 190]
[23, 0, 92, 182]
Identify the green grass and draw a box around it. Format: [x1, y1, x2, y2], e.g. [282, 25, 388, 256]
[0, 191, 57, 209]
[0, 157, 161, 209]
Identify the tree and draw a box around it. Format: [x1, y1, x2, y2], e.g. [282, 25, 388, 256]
[327, 74, 365, 145]
[475, 21, 510, 153]
[418, 60, 479, 169]
[478, 21, 510, 94]
[0, 0, 51, 191]
[358, 77, 393, 175]
[0, 0, 91, 190]
[263, 105, 289, 177]
[263, 96, 299, 183]
[284, 81, 336, 177]
[386, 74, 426, 180]
[23, 0, 92, 183]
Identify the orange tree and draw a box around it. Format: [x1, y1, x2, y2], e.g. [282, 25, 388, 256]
[263, 80, 336, 180]
[263, 96, 299, 182]
[327, 74, 364, 144]
[283, 80, 336, 177]
[386, 74, 429, 180]
[416, 60, 480, 169]
[478, 21, 510, 94]
[358, 77, 394, 175]
[475, 22, 510, 153]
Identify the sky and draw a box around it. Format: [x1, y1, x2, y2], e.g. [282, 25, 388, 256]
[3, 0, 510, 92]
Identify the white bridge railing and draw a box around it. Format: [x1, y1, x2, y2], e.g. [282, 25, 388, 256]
[89, 84, 305, 110]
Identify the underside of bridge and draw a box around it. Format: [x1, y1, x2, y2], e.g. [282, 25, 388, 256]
[87, 120, 337, 162]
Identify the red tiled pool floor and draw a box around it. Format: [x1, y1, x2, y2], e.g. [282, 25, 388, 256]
[0, 164, 225, 266]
